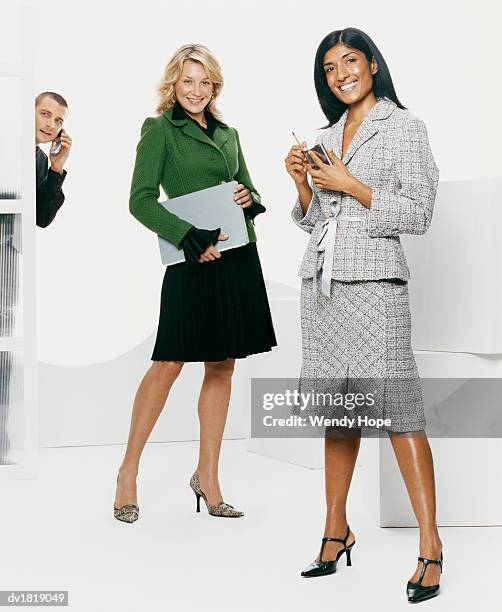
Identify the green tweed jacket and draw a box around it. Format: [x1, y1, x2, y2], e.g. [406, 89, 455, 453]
[129, 107, 263, 248]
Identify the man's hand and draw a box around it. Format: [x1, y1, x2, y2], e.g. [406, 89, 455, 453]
[50, 128, 72, 174]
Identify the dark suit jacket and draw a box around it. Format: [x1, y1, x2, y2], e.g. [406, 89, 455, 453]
[36, 146, 66, 227]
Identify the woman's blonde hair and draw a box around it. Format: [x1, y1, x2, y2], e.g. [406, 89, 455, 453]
[156, 44, 224, 118]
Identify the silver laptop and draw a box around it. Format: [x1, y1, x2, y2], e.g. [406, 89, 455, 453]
[158, 180, 249, 266]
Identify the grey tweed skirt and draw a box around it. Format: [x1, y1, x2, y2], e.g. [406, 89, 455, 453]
[298, 277, 425, 433]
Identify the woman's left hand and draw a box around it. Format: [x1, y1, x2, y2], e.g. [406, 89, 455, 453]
[234, 183, 253, 208]
[307, 149, 354, 192]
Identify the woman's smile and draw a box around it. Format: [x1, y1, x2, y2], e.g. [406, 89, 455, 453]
[337, 79, 359, 94]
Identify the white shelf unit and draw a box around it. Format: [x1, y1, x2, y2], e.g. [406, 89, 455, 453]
[0, 6, 37, 480]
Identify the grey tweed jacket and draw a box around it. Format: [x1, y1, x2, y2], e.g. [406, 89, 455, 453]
[291, 96, 439, 282]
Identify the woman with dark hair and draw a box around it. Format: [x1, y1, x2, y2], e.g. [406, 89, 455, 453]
[285, 28, 442, 603]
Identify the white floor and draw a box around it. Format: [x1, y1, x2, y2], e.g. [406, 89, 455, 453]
[0, 440, 499, 612]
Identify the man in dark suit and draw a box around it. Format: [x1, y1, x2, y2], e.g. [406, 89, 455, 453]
[35, 91, 72, 227]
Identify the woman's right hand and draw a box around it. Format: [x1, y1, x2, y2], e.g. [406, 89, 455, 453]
[285, 143, 309, 187]
[199, 234, 229, 263]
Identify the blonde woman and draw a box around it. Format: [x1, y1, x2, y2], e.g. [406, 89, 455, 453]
[113, 44, 276, 523]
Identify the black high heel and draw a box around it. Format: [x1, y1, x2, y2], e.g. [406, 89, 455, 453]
[301, 525, 355, 577]
[407, 551, 443, 603]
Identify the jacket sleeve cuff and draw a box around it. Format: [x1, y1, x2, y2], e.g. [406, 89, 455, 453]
[291, 195, 317, 233]
[47, 168, 67, 188]
[165, 219, 196, 249]
[244, 191, 266, 221]
[180, 226, 221, 264]
[367, 188, 401, 237]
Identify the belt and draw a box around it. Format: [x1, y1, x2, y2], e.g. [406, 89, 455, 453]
[314, 205, 365, 297]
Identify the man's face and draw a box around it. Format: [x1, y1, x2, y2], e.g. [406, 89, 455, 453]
[35, 96, 67, 144]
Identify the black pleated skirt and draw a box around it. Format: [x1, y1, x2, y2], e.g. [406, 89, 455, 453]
[151, 242, 277, 362]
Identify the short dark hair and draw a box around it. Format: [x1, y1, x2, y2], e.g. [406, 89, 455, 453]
[35, 91, 68, 109]
[314, 27, 406, 127]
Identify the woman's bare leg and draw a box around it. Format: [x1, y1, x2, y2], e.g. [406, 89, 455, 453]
[320, 430, 360, 560]
[114, 360, 184, 507]
[389, 431, 443, 587]
[195, 359, 235, 505]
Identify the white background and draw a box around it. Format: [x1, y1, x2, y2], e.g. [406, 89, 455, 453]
[28, 0, 500, 365]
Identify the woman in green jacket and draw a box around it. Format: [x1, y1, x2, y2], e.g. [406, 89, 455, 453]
[113, 44, 276, 523]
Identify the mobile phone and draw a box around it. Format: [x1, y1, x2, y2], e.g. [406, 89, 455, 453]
[50, 129, 63, 155]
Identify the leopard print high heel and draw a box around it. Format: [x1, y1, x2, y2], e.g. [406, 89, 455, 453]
[113, 473, 139, 523]
[189, 472, 244, 518]
[113, 503, 139, 523]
